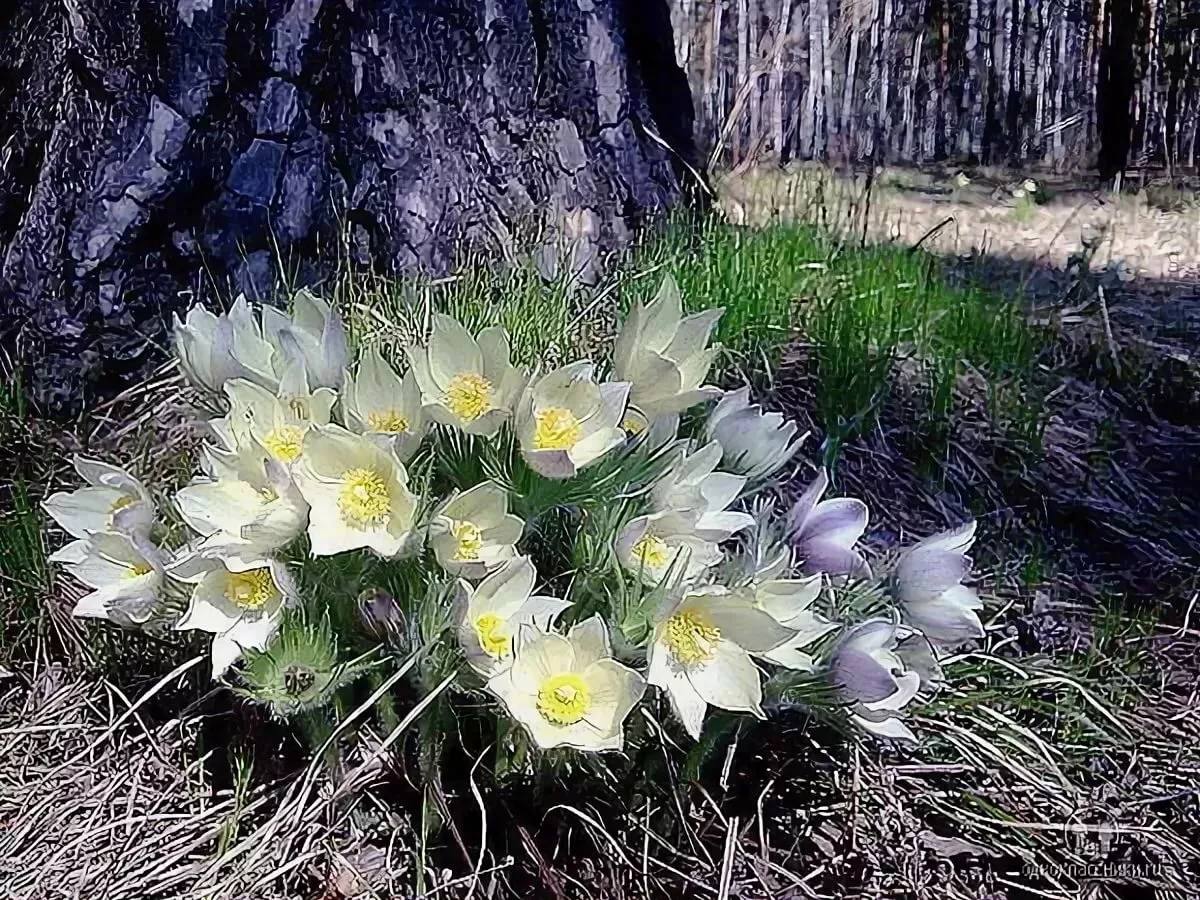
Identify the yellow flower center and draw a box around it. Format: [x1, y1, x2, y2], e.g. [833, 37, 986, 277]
[631, 533, 671, 570]
[338, 468, 391, 528]
[445, 373, 493, 421]
[262, 425, 304, 462]
[367, 409, 410, 434]
[621, 415, 647, 436]
[110, 495, 137, 513]
[663, 610, 721, 666]
[224, 567, 278, 611]
[533, 407, 583, 450]
[127, 563, 152, 579]
[451, 520, 484, 560]
[536, 673, 591, 726]
[473, 612, 511, 659]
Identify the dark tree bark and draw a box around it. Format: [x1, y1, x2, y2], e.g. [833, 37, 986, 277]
[0, 0, 699, 412]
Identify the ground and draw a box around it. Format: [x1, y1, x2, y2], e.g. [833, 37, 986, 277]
[1, 165, 1199, 899]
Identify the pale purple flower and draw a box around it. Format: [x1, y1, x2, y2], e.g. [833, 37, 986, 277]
[787, 470, 871, 579]
[705, 387, 805, 481]
[828, 620, 940, 742]
[895, 522, 985, 647]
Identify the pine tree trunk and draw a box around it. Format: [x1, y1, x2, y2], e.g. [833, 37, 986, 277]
[0, 0, 699, 411]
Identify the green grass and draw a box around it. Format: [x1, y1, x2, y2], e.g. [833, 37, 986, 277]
[628, 218, 1044, 452]
[0, 480, 49, 662]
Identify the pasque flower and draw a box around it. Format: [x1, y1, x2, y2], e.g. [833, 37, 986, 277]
[223, 369, 336, 465]
[170, 551, 296, 677]
[42, 456, 154, 544]
[261, 288, 348, 391]
[454, 556, 571, 677]
[828, 620, 940, 742]
[613, 274, 723, 420]
[895, 521, 985, 647]
[50, 530, 165, 625]
[516, 361, 629, 479]
[487, 616, 645, 751]
[787, 470, 871, 579]
[430, 481, 525, 579]
[340, 346, 427, 462]
[175, 441, 309, 556]
[615, 510, 723, 587]
[172, 296, 280, 395]
[650, 441, 754, 541]
[742, 554, 837, 670]
[705, 387, 804, 481]
[647, 586, 794, 739]
[407, 315, 526, 437]
[294, 425, 418, 557]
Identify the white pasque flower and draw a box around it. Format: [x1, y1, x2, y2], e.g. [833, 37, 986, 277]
[787, 470, 871, 579]
[172, 296, 280, 395]
[454, 556, 571, 677]
[261, 288, 348, 391]
[647, 586, 794, 739]
[705, 387, 804, 481]
[828, 620, 940, 742]
[294, 425, 418, 557]
[223, 370, 336, 465]
[174, 441, 309, 556]
[169, 552, 296, 678]
[650, 441, 754, 541]
[487, 616, 645, 751]
[895, 521, 984, 647]
[42, 456, 154, 546]
[742, 554, 837, 670]
[429, 481, 525, 579]
[516, 361, 629, 479]
[615, 510, 723, 587]
[613, 274, 723, 421]
[50, 531, 165, 625]
[340, 346, 427, 462]
[407, 315, 526, 437]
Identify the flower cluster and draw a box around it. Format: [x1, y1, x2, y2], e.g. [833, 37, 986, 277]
[45, 275, 989, 754]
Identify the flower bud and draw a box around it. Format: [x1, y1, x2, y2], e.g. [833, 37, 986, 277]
[357, 588, 406, 642]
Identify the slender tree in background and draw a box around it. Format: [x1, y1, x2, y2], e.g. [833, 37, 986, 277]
[677, 0, 1199, 173]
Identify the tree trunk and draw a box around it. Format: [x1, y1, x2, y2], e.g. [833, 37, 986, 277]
[0, 0, 699, 412]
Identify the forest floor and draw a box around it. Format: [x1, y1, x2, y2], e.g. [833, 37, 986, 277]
[1, 167, 1199, 899]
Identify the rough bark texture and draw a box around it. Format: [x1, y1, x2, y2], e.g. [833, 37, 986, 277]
[0, 0, 699, 411]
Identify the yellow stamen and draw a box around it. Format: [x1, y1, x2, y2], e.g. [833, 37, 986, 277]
[533, 407, 583, 450]
[473, 612, 511, 659]
[621, 414, 647, 436]
[536, 673, 591, 726]
[127, 563, 152, 579]
[451, 520, 484, 561]
[367, 409, 410, 434]
[663, 610, 721, 666]
[262, 425, 304, 462]
[445, 373, 493, 421]
[338, 468, 391, 528]
[631, 533, 670, 570]
[110, 495, 137, 513]
[224, 567, 278, 611]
